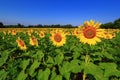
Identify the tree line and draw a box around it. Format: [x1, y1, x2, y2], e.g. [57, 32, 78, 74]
[100, 18, 120, 29]
[0, 18, 120, 28]
[0, 23, 77, 28]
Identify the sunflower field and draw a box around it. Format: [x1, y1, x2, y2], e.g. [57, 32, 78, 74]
[0, 20, 120, 80]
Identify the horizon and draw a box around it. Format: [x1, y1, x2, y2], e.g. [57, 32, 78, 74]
[0, 0, 120, 26]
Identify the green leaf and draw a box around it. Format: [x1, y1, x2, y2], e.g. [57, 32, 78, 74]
[47, 56, 54, 64]
[63, 72, 70, 80]
[37, 68, 50, 80]
[0, 50, 9, 66]
[55, 49, 62, 54]
[20, 59, 30, 70]
[0, 69, 7, 80]
[73, 51, 80, 59]
[84, 62, 103, 80]
[16, 70, 27, 80]
[99, 63, 120, 77]
[46, 56, 54, 67]
[69, 45, 76, 51]
[103, 52, 114, 59]
[86, 63, 103, 80]
[92, 52, 103, 57]
[32, 50, 44, 61]
[90, 45, 100, 51]
[29, 60, 40, 77]
[54, 53, 64, 65]
[50, 68, 57, 80]
[54, 75, 62, 80]
[70, 60, 82, 73]
[59, 62, 70, 75]
[21, 51, 31, 57]
[37, 50, 44, 60]
[60, 61, 81, 76]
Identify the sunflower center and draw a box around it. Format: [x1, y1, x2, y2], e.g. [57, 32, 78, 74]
[19, 40, 25, 47]
[41, 33, 43, 36]
[32, 37, 37, 43]
[106, 35, 110, 39]
[54, 33, 62, 42]
[76, 31, 79, 34]
[83, 27, 96, 39]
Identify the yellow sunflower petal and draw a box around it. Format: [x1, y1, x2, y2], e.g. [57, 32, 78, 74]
[89, 20, 94, 26]
[93, 22, 101, 28]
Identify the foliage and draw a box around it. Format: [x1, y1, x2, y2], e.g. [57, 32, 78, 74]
[100, 18, 120, 29]
[0, 28, 120, 80]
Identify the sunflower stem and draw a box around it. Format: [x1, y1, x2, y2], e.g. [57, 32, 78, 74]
[85, 54, 90, 64]
[83, 71, 86, 80]
[84, 54, 90, 80]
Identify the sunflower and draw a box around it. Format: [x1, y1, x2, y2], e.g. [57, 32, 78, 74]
[29, 36, 38, 46]
[50, 30, 66, 47]
[103, 30, 115, 39]
[72, 28, 82, 38]
[78, 20, 105, 45]
[39, 31, 45, 38]
[8, 30, 11, 35]
[65, 30, 71, 35]
[11, 30, 17, 35]
[16, 37, 27, 50]
[27, 29, 33, 36]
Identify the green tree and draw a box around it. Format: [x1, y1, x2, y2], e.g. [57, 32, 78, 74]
[100, 22, 113, 29]
[113, 18, 120, 29]
[100, 18, 120, 29]
[0, 22, 4, 28]
[17, 23, 24, 28]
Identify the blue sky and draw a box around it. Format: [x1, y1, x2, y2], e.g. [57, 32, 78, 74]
[0, 0, 120, 26]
